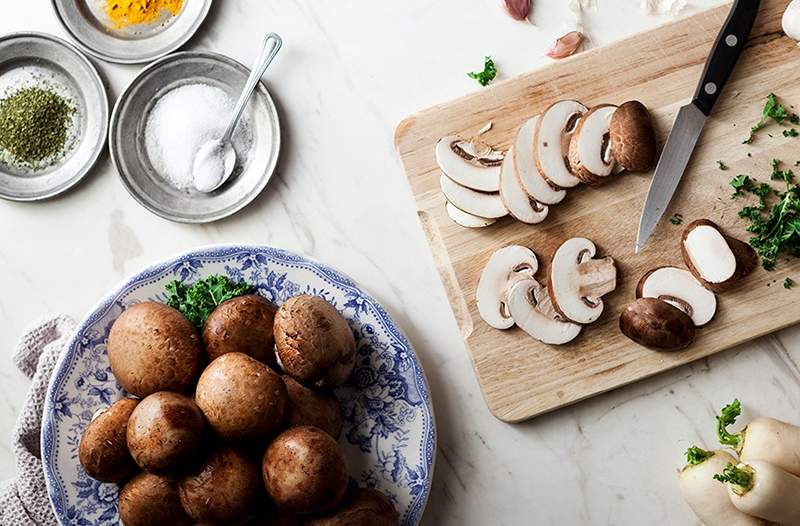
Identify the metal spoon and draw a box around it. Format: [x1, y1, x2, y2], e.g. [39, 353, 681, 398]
[193, 33, 282, 193]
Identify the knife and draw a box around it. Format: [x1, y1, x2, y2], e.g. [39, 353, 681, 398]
[635, 0, 761, 253]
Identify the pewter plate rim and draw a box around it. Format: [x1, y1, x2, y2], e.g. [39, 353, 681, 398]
[109, 50, 282, 224]
[50, 0, 212, 65]
[0, 31, 109, 202]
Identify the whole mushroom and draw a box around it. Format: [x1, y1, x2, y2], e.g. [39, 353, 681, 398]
[78, 398, 138, 482]
[283, 375, 343, 438]
[203, 294, 278, 366]
[305, 488, 400, 526]
[107, 302, 202, 397]
[274, 295, 356, 389]
[119, 472, 194, 526]
[609, 101, 657, 172]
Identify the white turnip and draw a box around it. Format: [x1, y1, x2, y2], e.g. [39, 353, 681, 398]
[716, 460, 800, 524]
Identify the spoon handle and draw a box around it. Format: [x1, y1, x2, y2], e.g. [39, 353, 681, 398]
[222, 33, 282, 142]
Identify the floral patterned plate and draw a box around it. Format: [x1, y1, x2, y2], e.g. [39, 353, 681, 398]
[41, 245, 436, 525]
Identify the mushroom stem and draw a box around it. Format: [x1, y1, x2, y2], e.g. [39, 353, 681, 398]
[577, 256, 617, 300]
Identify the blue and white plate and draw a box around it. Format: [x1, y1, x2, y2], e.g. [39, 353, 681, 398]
[41, 245, 436, 525]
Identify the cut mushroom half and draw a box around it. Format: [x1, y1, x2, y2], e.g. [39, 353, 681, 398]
[609, 101, 657, 173]
[548, 237, 617, 324]
[500, 147, 549, 224]
[507, 279, 582, 345]
[636, 267, 717, 327]
[619, 297, 695, 351]
[514, 117, 567, 205]
[440, 173, 508, 219]
[534, 100, 587, 189]
[568, 105, 618, 185]
[436, 135, 504, 192]
[681, 219, 758, 293]
[477, 245, 539, 329]
[445, 201, 496, 228]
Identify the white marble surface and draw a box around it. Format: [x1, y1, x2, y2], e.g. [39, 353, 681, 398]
[3, 1, 799, 525]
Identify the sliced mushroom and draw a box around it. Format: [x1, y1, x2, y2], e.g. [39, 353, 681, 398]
[507, 279, 582, 345]
[440, 173, 508, 219]
[445, 201, 496, 228]
[534, 100, 587, 189]
[548, 237, 617, 324]
[477, 245, 539, 329]
[436, 136, 504, 192]
[513, 117, 567, 205]
[568, 105, 618, 185]
[681, 219, 758, 292]
[619, 297, 695, 351]
[609, 101, 657, 172]
[636, 267, 717, 327]
[500, 147, 549, 224]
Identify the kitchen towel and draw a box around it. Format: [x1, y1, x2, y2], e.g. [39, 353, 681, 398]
[0, 315, 75, 526]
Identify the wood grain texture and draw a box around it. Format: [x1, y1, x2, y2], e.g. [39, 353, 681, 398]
[395, 0, 799, 422]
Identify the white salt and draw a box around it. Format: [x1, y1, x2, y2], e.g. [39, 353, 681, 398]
[192, 139, 226, 192]
[145, 83, 253, 190]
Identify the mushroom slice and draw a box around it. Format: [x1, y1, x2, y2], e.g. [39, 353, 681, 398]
[636, 267, 717, 327]
[500, 147, 549, 224]
[445, 201, 496, 228]
[507, 279, 582, 345]
[534, 100, 587, 189]
[440, 173, 508, 219]
[436, 135, 504, 192]
[477, 245, 539, 329]
[514, 117, 567, 205]
[568, 105, 618, 185]
[681, 219, 758, 292]
[609, 101, 657, 172]
[619, 297, 695, 351]
[548, 237, 617, 324]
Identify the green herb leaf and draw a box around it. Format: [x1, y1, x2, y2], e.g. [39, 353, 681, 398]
[785, 277, 795, 289]
[467, 56, 498, 87]
[714, 463, 754, 492]
[717, 399, 743, 450]
[165, 275, 254, 329]
[685, 446, 713, 466]
[744, 93, 791, 143]
[784, 129, 799, 138]
[717, 160, 728, 171]
[730, 174, 754, 196]
[669, 213, 683, 225]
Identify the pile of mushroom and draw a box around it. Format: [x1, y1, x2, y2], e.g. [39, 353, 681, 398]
[620, 219, 758, 351]
[438, 100, 656, 228]
[476, 237, 617, 345]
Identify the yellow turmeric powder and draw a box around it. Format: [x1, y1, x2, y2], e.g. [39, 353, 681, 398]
[104, 0, 184, 29]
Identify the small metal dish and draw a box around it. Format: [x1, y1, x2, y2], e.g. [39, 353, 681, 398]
[109, 51, 281, 223]
[51, 0, 211, 64]
[0, 32, 108, 202]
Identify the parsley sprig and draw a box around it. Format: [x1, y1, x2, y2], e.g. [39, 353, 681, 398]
[165, 275, 254, 329]
[743, 93, 792, 144]
[467, 56, 497, 87]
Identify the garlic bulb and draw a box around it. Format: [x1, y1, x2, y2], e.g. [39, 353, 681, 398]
[783, 0, 800, 42]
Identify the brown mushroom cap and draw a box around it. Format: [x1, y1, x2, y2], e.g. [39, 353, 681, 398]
[195, 352, 287, 441]
[619, 298, 695, 351]
[274, 295, 356, 389]
[609, 101, 657, 172]
[107, 302, 202, 397]
[78, 398, 139, 482]
[127, 392, 205, 475]
[203, 294, 278, 366]
[305, 488, 400, 526]
[282, 375, 343, 439]
[179, 447, 262, 525]
[119, 472, 194, 526]
[263, 426, 348, 514]
[681, 218, 758, 293]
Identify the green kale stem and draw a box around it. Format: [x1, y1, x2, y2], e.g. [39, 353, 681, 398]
[714, 463, 755, 495]
[685, 446, 714, 466]
[717, 399, 744, 451]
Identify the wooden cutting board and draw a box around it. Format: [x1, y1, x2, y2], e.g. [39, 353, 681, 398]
[395, 0, 800, 422]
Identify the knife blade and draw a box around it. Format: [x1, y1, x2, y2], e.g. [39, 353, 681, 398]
[635, 0, 761, 253]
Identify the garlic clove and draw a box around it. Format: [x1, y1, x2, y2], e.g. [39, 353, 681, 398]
[546, 31, 583, 59]
[503, 0, 531, 21]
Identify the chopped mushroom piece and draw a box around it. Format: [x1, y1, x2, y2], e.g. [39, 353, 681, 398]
[681, 219, 758, 292]
[636, 267, 717, 327]
[569, 105, 618, 185]
[499, 147, 549, 224]
[514, 117, 567, 205]
[477, 246, 539, 330]
[507, 279, 582, 345]
[445, 201, 496, 228]
[609, 101, 657, 172]
[619, 297, 695, 351]
[436, 136, 503, 192]
[534, 100, 587, 189]
[440, 173, 508, 219]
[548, 237, 617, 324]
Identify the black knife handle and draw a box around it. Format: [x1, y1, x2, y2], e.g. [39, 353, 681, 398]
[692, 0, 761, 116]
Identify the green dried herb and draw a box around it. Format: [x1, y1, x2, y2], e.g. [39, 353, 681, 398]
[669, 213, 683, 225]
[785, 277, 795, 289]
[717, 160, 728, 171]
[784, 129, 799, 137]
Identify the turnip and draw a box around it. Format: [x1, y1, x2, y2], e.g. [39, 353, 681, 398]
[679, 446, 764, 526]
[715, 460, 800, 524]
[717, 399, 800, 476]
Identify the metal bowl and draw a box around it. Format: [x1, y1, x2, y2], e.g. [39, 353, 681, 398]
[109, 51, 281, 223]
[0, 32, 108, 202]
[51, 0, 211, 64]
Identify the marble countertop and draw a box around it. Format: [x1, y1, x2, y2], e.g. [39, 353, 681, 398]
[3, 1, 799, 524]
